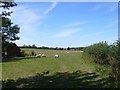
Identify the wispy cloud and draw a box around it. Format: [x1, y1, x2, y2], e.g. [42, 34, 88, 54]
[44, 2, 57, 15]
[54, 29, 80, 38]
[63, 21, 89, 27]
[92, 5, 103, 11]
[108, 4, 118, 12]
[92, 3, 118, 12]
[10, 2, 57, 46]
[10, 5, 43, 45]
[8, 2, 117, 47]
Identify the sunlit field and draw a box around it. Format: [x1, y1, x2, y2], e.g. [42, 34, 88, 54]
[1, 48, 110, 88]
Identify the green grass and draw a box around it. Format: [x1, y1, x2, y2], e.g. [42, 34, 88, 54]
[1, 48, 110, 88]
[0, 63, 2, 80]
[2, 48, 108, 80]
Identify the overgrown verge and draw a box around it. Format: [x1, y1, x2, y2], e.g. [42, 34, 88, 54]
[83, 40, 120, 88]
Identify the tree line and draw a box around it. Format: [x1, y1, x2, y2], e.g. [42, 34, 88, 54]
[20, 44, 85, 51]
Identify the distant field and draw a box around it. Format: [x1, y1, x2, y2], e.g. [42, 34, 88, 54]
[1, 48, 109, 88]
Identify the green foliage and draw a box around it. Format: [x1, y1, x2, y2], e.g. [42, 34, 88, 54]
[31, 51, 35, 56]
[0, 0, 17, 16]
[2, 79, 16, 88]
[67, 47, 70, 50]
[20, 50, 27, 57]
[1, 1, 19, 41]
[109, 62, 120, 88]
[83, 40, 120, 88]
[108, 41, 120, 88]
[2, 17, 20, 42]
[95, 67, 107, 75]
[1, 1, 20, 58]
[84, 41, 109, 65]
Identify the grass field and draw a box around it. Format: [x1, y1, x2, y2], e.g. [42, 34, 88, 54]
[1, 48, 110, 88]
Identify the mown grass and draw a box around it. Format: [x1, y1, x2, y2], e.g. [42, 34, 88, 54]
[2, 48, 108, 79]
[1, 48, 110, 88]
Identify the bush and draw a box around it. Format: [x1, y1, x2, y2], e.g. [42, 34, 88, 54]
[31, 51, 35, 56]
[95, 66, 107, 75]
[84, 41, 109, 65]
[83, 40, 120, 87]
[108, 41, 120, 88]
[20, 50, 27, 57]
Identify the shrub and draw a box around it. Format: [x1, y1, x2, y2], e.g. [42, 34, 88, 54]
[108, 40, 120, 88]
[31, 51, 35, 56]
[96, 68, 105, 75]
[83, 40, 120, 87]
[20, 50, 27, 57]
[84, 41, 109, 65]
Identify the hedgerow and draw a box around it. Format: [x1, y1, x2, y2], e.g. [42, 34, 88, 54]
[84, 41, 109, 65]
[83, 40, 120, 87]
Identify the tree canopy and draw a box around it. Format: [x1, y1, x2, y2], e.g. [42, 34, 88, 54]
[1, 0, 20, 58]
[2, 17, 20, 42]
[0, 0, 17, 16]
[1, 0, 20, 43]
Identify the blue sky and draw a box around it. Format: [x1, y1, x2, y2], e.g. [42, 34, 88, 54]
[9, 2, 118, 48]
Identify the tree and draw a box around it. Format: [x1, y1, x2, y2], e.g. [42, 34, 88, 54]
[0, 0, 20, 58]
[2, 17, 20, 42]
[0, 0, 17, 16]
[1, 0, 19, 42]
[67, 47, 70, 50]
[32, 44, 36, 48]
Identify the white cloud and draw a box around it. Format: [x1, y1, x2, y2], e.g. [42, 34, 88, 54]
[54, 29, 80, 38]
[44, 2, 57, 15]
[63, 21, 89, 27]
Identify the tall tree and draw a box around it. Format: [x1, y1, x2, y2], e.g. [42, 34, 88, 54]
[2, 17, 20, 42]
[0, 0, 17, 16]
[0, 0, 20, 57]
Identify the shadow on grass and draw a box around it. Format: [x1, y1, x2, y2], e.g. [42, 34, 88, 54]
[2, 56, 39, 62]
[2, 70, 110, 88]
